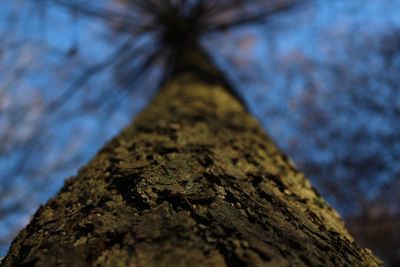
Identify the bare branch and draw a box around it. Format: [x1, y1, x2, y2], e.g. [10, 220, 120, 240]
[45, 0, 147, 31]
[202, 0, 306, 32]
[45, 38, 135, 112]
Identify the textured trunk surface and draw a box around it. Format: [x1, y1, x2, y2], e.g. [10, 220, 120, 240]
[2, 71, 381, 266]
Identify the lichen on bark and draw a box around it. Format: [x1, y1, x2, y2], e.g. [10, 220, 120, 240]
[2, 71, 382, 266]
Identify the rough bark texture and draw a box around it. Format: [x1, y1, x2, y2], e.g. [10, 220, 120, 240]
[2, 71, 381, 266]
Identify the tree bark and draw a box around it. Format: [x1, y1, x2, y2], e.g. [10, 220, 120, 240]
[2, 57, 381, 266]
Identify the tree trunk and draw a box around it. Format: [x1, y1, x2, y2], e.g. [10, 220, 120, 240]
[2, 48, 381, 266]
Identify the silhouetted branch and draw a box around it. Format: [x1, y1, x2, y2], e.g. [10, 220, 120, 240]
[45, 38, 138, 112]
[45, 0, 153, 33]
[203, 0, 305, 32]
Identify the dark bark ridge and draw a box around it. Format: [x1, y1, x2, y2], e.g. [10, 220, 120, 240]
[2, 72, 381, 266]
